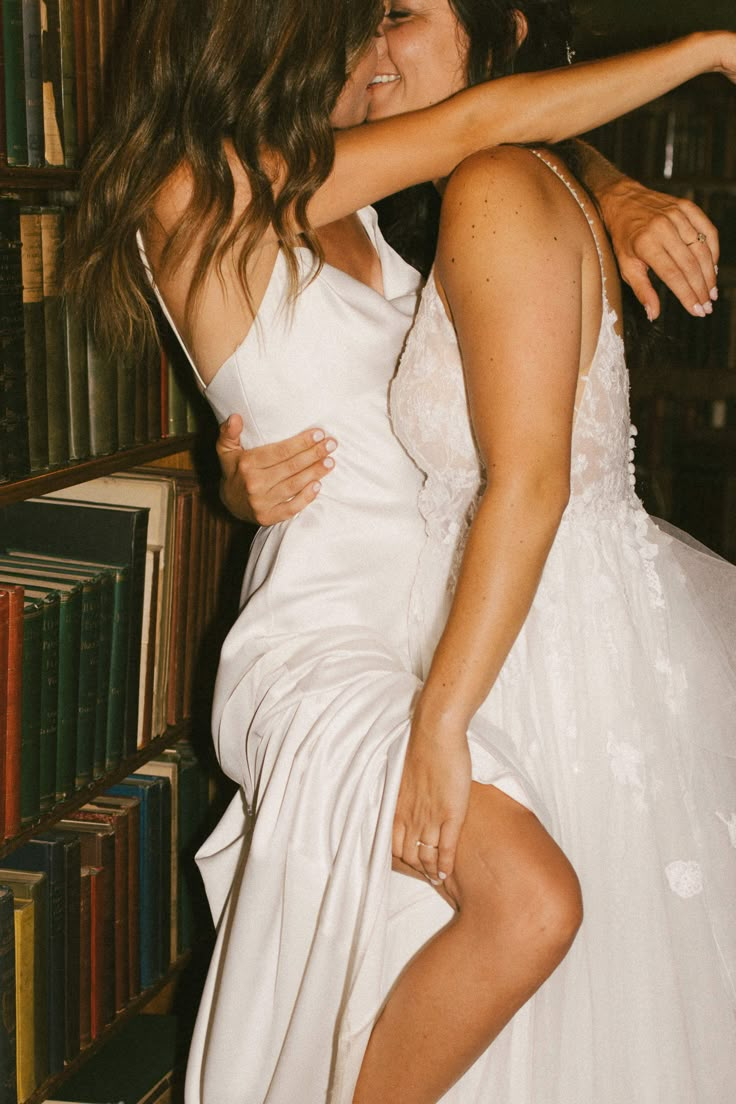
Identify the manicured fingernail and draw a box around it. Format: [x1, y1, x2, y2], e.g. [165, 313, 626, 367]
[714, 264, 719, 276]
[710, 287, 718, 302]
[429, 878, 441, 886]
[323, 457, 334, 470]
[645, 305, 654, 323]
[438, 871, 447, 880]
[311, 482, 322, 494]
[325, 439, 338, 453]
[312, 429, 325, 442]
[693, 304, 706, 318]
[702, 302, 713, 315]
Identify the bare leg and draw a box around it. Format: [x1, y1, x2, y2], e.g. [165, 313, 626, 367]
[353, 783, 582, 1104]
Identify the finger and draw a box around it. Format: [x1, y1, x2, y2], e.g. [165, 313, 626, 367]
[622, 260, 661, 322]
[437, 820, 462, 883]
[216, 413, 244, 453]
[269, 456, 336, 504]
[654, 205, 719, 307]
[620, 242, 712, 320]
[416, 838, 441, 884]
[263, 427, 336, 469]
[257, 480, 323, 526]
[400, 833, 430, 879]
[264, 438, 338, 484]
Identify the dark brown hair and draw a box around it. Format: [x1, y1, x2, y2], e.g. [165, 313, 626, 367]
[67, 0, 383, 357]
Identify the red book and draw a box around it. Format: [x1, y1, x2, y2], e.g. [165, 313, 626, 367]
[91, 793, 141, 1000]
[72, 805, 129, 1013]
[86, 864, 108, 1039]
[3, 583, 24, 840]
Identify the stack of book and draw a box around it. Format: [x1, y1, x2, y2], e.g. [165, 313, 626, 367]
[0, 468, 242, 839]
[0, 739, 215, 1103]
[1, 0, 125, 170]
[0, 194, 200, 483]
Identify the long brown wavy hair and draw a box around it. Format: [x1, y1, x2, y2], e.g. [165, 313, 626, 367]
[66, 0, 384, 357]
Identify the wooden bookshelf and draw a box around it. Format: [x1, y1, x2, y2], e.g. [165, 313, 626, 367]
[0, 167, 79, 190]
[0, 723, 192, 860]
[0, 434, 197, 507]
[24, 951, 193, 1104]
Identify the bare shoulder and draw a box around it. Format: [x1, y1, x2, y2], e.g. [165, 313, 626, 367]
[440, 145, 570, 232]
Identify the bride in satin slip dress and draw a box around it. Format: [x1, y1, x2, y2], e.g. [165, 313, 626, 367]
[388, 146, 736, 1102]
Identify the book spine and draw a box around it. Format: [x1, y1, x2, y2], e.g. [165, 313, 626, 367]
[54, 586, 80, 800]
[37, 593, 59, 814]
[0, 196, 29, 478]
[60, 834, 80, 1062]
[78, 865, 90, 1047]
[0, 593, 7, 837]
[3, 585, 23, 840]
[56, 0, 74, 166]
[82, 0, 98, 139]
[70, 0, 84, 153]
[86, 863, 106, 1039]
[92, 573, 112, 779]
[2, 1, 27, 165]
[86, 333, 118, 457]
[39, 0, 63, 165]
[74, 580, 99, 789]
[116, 351, 134, 450]
[0, 886, 17, 1104]
[19, 598, 42, 825]
[0, 7, 7, 168]
[40, 206, 68, 465]
[104, 566, 128, 771]
[19, 207, 48, 471]
[12, 900, 35, 1100]
[20, 0, 43, 166]
[63, 290, 90, 459]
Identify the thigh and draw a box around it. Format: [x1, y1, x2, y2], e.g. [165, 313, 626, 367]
[446, 782, 580, 919]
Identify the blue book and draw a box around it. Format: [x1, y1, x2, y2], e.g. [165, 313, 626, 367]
[105, 777, 163, 989]
[135, 772, 171, 975]
[3, 834, 69, 1074]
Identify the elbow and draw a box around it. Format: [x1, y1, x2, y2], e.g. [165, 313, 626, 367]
[483, 469, 571, 527]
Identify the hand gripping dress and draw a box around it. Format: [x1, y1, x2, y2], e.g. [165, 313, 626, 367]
[389, 154, 736, 1102]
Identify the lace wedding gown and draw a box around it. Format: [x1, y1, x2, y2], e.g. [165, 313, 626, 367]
[389, 154, 736, 1101]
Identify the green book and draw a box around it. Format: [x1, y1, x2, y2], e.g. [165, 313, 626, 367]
[21, 0, 44, 167]
[57, 0, 77, 168]
[19, 592, 43, 825]
[19, 206, 48, 471]
[7, 550, 130, 773]
[87, 333, 118, 457]
[2, 0, 28, 165]
[0, 870, 48, 1089]
[64, 296, 90, 460]
[40, 207, 69, 466]
[0, 194, 30, 477]
[0, 561, 96, 791]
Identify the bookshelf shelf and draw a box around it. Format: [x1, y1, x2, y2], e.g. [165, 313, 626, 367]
[24, 950, 193, 1104]
[0, 167, 80, 190]
[0, 434, 197, 507]
[0, 723, 192, 861]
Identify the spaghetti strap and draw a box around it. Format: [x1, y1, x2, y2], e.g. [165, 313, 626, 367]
[529, 149, 609, 299]
[136, 229, 208, 392]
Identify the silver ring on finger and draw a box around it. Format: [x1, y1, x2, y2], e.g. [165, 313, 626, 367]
[415, 840, 439, 850]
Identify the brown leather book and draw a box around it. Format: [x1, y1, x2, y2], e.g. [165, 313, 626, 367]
[56, 821, 115, 1036]
[70, 805, 129, 1013]
[78, 865, 91, 1047]
[3, 583, 24, 840]
[166, 486, 193, 726]
[71, 0, 87, 153]
[90, 793, 141, 1000]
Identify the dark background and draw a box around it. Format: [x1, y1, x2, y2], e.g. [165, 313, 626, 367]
[572, 1, 736, 54]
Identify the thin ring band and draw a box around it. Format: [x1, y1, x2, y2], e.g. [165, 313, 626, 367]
[687, 232, 708, 246]
[416, 840, 439, 850]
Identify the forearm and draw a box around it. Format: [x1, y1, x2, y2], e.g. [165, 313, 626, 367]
[415, 483, 567, 735]
[317, 33, 730, 227]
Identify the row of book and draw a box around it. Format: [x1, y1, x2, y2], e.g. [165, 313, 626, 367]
[0, 738, 215, 1104]
[0, 195, 200, 483]
[585, 84, 736, 183]
[0, 468, 241, 841]
[1, 0, 123, 169]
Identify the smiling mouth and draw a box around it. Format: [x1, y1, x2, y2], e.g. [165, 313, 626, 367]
[369, 74, 401, 86]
